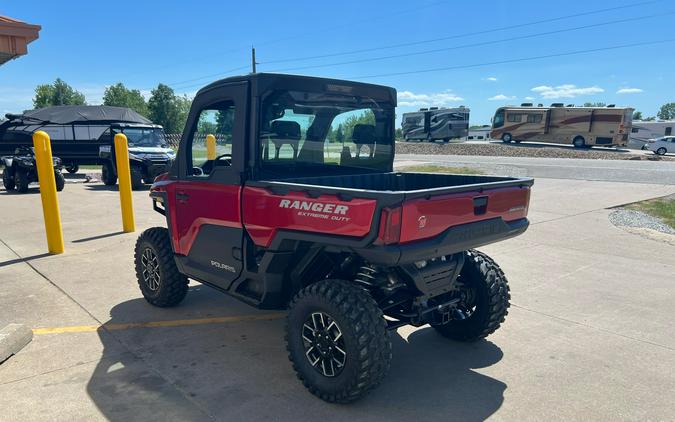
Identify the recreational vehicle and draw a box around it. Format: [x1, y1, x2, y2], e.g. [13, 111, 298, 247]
[490, 103, 633, 148]
[629, 120, 675, 149]
[401, 107, 469, 142]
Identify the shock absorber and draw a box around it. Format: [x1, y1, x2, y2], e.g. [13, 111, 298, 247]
[354, 265, 378, 287]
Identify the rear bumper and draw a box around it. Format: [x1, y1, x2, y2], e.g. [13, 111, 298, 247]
[355, 217, 529, 266]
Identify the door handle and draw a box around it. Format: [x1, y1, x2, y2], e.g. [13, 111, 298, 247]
[176, 192, 189, 201]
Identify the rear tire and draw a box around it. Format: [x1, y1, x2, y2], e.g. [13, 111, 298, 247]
[2, 168, 15, 191]
[573, 136, 586, 148]
[54, 171, 65, 192]
[134, 227, 188, 307]
[15, 168, 29, 193]
[501, 133, 512, 143]
[65, 164, 79, 174]
[656, 147, 667, 156]
[101, 162, 117, 186]
[433, 250, 510, 342]
[286, 279, 392, 403]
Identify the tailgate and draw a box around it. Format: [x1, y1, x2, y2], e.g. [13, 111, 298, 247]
[399, 185, 531, 244]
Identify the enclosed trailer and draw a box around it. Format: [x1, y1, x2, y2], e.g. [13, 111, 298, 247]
[490, 103, 633, 148]
[401, 107, 469, 142]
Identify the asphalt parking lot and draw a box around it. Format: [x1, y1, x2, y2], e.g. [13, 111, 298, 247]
[1, 176, 674, 421]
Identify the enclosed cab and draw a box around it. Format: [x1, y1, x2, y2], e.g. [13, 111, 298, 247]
[490, 103, 633, 148]
[135, 73, 533, 403]
[401, 107, 469, 142]
[0, 106, 175, 188]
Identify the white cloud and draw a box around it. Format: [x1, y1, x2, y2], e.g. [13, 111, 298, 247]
[616, 87, 643, 94]
[488, 94, 516, 101]
[397, 90, 464, 107]
[485, 77, 498, 82]
[531, 84, 604, 99]
[524, 96, 535, 100]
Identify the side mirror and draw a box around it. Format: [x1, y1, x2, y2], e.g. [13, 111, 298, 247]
[192, 167, 204, 176]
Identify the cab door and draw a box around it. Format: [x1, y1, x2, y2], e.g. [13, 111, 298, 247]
[173, 82, 248, 291]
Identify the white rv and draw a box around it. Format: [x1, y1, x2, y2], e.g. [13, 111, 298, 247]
[629, 121, 675, 149]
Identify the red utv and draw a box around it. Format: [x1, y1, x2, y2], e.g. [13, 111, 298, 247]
[134, 73, 533, 403]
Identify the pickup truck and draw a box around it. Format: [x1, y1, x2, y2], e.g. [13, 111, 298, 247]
[134, 73, 533, 403]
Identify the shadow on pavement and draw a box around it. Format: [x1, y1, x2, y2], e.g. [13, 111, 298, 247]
[0, 252, 52, 268]
[84, 184, 151, 192]
[72, 231, 126, 243]
[87, 292, 506, 421]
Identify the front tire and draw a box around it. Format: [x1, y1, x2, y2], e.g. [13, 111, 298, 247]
[2, 168, 15, 191]
[131, 167, 144, 190]
[433, 250, 510, 342]
[101, 162, 117, 186]
[656, 147, 667, 156]
[65, 164, 79, 174]
[134, 227, 188, 307]
[54, 171, 65, 192]
[15, 168, 29, 193]
[286, 279, 392, 403]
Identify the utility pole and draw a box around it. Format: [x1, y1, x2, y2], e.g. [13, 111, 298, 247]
[251, 46, 257, 74]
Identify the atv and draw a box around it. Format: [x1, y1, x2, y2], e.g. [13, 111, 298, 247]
[1, 146, 65, 193]
[134, 73, 534, 403]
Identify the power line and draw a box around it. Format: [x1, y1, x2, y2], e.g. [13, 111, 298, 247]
[347, 38, 675, 80]
[260, 0, 664, 66]
[266, 11, 673, 73]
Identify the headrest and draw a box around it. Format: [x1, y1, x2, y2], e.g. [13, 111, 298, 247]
[352, 124, 376, 143]
[271, 120, 301, 139]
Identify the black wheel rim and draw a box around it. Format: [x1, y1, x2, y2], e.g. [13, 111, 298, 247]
[302, 312, 346, 377]
[141, 247, 161, 291]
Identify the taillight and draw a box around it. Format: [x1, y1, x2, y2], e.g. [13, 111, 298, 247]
[377, 206, 402, 245]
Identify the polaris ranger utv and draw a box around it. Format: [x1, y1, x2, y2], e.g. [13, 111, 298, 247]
[135, 73, 533, 403]
[1, 146, 65, 193]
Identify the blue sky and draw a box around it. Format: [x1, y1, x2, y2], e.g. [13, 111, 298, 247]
[1, 0, 674, 124]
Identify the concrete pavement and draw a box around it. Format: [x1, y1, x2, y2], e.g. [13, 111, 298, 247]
[0, 179, 674, 421]
[396, 154, 675, 184]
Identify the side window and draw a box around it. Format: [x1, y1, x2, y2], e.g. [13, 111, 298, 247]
[507, 114, 522, 123]
[189, 102, 235, 177]
[631, 128, 639, 133]
[526, 114, 542, 123]
[665, 127, 672, 136]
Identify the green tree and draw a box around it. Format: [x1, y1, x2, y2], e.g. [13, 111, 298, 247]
[342, 110, 375, 141]
[102, 83, 148, 116]
[583, 102, 606, 107]
[395, 127, 403, 140]
[335, 124, 344, 142]
[33, 78, 86, 108]
[176, 95, 192, 134]
[148, 84, 182, 133]
[632, 111, 643, 120]
[657, 103, 675, 120]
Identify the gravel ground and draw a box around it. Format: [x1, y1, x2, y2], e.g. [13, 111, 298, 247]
[609, 209, 675, 235]
[395, 141, 674, 161]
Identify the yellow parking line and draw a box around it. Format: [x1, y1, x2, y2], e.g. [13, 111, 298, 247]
[32, 313, 286, 335]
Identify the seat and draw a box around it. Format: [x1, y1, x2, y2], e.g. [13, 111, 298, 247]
[352, 124, 376, 158]
[270, 120, 301, 159]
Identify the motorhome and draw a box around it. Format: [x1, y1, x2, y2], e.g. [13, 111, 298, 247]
[401, 107, 469, 142]
[628, 120, 675, 149]
[490, 103, 633, 148]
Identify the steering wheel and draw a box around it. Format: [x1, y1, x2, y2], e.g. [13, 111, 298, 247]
[214, 153, 231, 166]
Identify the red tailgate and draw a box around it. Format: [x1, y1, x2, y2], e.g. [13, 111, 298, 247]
[242, 187, 377, 247]
[399, 186, 530, 244]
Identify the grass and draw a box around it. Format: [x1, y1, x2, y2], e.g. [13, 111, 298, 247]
[400, 164, 484, 175]
[626, 195, 675, 229]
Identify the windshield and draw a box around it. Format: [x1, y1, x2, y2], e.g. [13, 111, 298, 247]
[259, 89, 394, 174]
[493, 110, 505, 128]
[117, 128, 168, 148]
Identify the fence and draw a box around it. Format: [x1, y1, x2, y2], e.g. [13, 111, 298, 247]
[165, 134, 232, 149]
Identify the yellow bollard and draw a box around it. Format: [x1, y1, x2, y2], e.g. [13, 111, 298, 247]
[206, 134, 216, 160]
[114, 134, 135, 232]
[32, 131, 64, 254]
